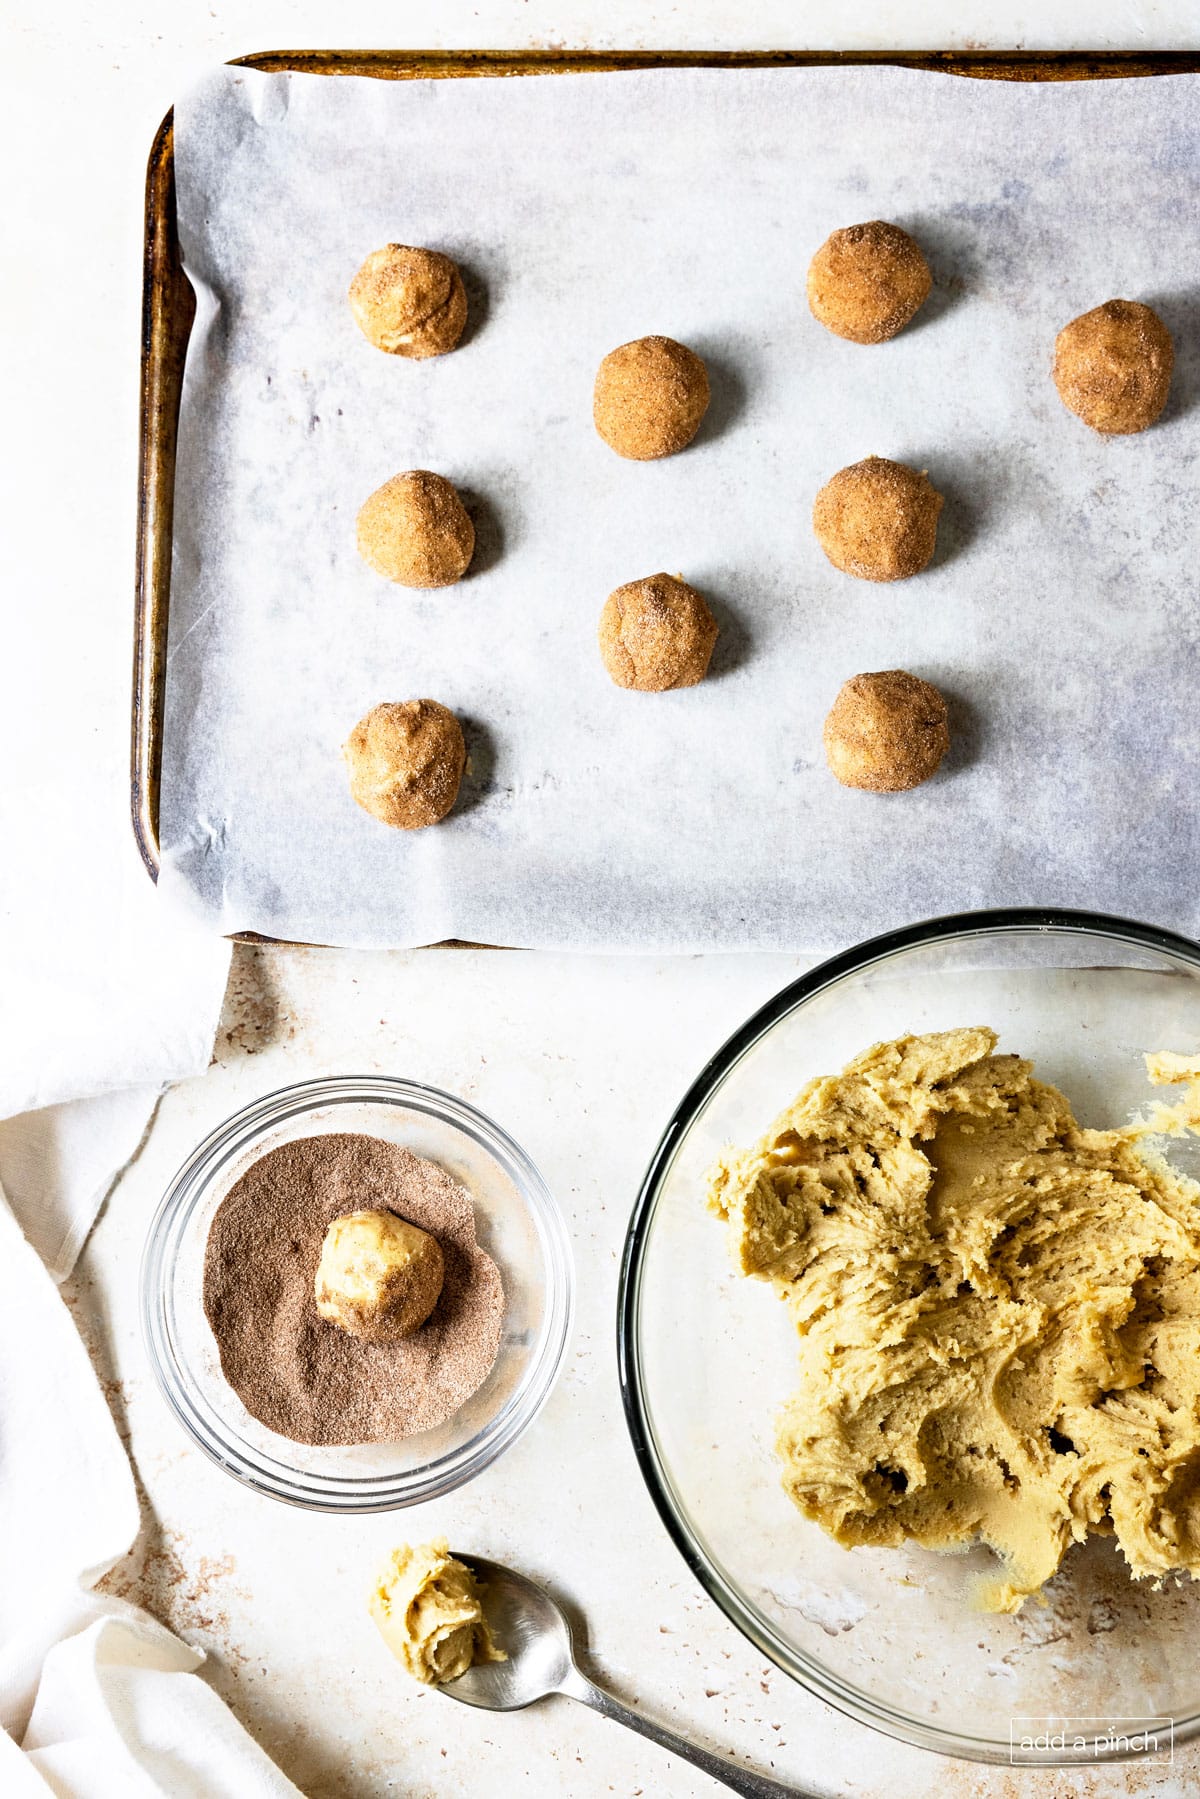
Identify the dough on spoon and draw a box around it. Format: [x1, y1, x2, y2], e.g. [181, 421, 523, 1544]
[370, 1540, 505, 1684]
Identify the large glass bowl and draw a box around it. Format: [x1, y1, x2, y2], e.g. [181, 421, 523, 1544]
[142, 1076, 573, 1511]
[619, 908, 1200, 1767]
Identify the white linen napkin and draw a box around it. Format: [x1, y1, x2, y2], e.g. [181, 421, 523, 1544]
[0, 777, 231, 1273]
[0, 772, 294, 1790]
[0, 1174, 300, 1796]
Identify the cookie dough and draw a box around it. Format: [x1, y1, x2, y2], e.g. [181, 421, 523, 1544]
[349, 245, 468, 358]
[1053, 299, 1174, 435]
[343, 699, 466, 830]
[357, 470, 475, 588]
[598, 573, 719, 691]
[371, 1540, 506, 1685]
[315, 1209, 445, 1342]
[823, 669, 950, 792]
[813, 456, 942, 582]
[807, 221, 932, 344]
[593, 335, 710, 460]
[709, 1027, 1200, 1612]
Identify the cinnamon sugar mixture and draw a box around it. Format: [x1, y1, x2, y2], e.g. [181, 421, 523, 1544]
[202, 1133, 504, 1446]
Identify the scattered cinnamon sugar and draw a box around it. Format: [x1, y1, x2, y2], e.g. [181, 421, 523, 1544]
[202, 1134, 503, 1446]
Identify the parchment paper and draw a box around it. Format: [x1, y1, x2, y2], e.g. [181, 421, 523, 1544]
[163, 65, 1200, 951]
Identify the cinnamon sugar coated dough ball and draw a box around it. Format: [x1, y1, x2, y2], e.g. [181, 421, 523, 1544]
[357, 471, 474, 588]
[598, 574, 719, 691]
[315, 1210, 445, 1342]
[593, 336, 710, 460]
[813, 456, 943, 583]
[807, 222, 932, 344]
[348, 245, 467, 358]
[1053, 299, 1174, 435]
[343, 700, 466, 830]
[824, 670, 950, 793]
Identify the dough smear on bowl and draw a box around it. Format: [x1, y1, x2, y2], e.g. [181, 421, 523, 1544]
[708, 1026, 1200, 1612]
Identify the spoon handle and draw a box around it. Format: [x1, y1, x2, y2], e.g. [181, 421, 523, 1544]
[558, 1664, 813, 1798]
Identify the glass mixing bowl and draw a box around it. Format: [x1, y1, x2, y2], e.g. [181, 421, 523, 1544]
[619, 908, 1200, 1767]
[142, 1076, 573, 1511]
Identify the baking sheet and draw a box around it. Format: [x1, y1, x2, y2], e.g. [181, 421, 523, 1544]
[162, 64, 1200, 951]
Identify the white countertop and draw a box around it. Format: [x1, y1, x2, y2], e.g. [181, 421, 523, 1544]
[10, 2, 1200, 1794]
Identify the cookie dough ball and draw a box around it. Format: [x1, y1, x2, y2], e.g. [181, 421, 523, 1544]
[348, 245, 467, 358]
[807, 221, 932, 344]
[813, 456, 943, 582]
[343, 699, 466, 830]
[599, 573, 718, 691]
[357, 470, 475, 588]
[316, 1210, 445, 1342]
[593, 336, 710, 460]
[1053, 299, 1174, 435]
[824, 670, 950, 793]
[371, 1540, 505, 1685]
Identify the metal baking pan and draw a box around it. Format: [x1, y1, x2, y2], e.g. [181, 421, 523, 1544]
[132, 47, 1200, 936]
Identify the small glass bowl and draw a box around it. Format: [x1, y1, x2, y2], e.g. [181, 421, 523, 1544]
[619, 907, 1200, 1767]
[142, 1076, 573, 1511]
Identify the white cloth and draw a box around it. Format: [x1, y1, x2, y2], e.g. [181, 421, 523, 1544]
[0, 1170, 300, 1796]
[0, 776, 231, 1273]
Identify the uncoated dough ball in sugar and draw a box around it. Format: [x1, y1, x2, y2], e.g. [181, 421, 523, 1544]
[315, 1209, 446, 1342]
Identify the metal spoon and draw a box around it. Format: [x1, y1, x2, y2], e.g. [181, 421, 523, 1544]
[444, 1556, 811, 1798]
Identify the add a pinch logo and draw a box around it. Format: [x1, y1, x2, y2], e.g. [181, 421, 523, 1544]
[1010, 1717, 1173, 1763]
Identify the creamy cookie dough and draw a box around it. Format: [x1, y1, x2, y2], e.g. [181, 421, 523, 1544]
[708, 1027, 1200, 1612]
[371, 1539, 505, 1685]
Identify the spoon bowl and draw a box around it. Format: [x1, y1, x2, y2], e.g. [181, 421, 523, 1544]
[443, 1557, 573, 1711]
[442, 1554, 810, 1798]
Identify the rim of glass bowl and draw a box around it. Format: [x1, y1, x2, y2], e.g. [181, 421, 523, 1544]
[618, 905, 1200, 1767]
[141, 1074, 574, 1513]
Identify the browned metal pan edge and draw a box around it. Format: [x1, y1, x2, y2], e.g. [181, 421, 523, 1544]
[132, 47, 1200, 945]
